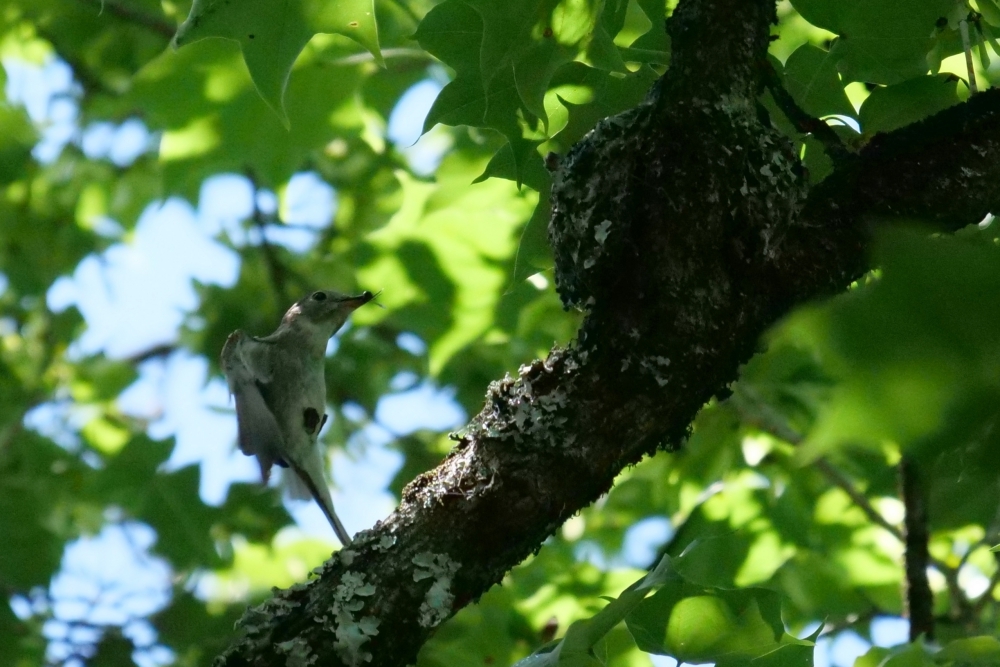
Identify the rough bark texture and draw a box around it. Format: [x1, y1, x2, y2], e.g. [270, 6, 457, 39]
[215, 0, 1000, 665]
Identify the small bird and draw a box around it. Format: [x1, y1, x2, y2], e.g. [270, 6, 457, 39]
[221, 289, 375, 546]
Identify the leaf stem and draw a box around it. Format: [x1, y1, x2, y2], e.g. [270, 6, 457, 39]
[961, 17, 980, 94]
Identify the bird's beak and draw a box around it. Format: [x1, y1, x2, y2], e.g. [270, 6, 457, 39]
[342, 291, 376, 310]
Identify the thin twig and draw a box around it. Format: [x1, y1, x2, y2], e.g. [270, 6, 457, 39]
[34, 28, 109, 96]
[815, 458, 904, 541]
[961, 18, 980, 94]
[820, 606, 881, 636]
[124, 343, 177, 365]
[244, 171, 290, 303]
[759, 57, 851, 163]
[323, 48, 433, 67]
[76, 0, 176, 38]
[731, 385, 957, 579]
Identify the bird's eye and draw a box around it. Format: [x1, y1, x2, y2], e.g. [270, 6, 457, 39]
[312, 292, 327, 301]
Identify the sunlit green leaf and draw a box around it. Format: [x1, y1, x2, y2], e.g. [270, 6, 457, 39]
[783, 44, 855, 119]
[791, 0, 953, 83]
[173, 0, 381, 123]
[859, 75, 961, 135]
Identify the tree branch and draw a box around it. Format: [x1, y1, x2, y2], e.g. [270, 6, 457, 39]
[124, 343, 177, 365]
[75, 0, 176, 38]
[215, 0, 1000, 664]
[816, 459, 904, 540]
[899, 456, 934, 641]
[759, 57, 851, 163]
[732, 386, 963, 592]
[243, 171, 298, 304]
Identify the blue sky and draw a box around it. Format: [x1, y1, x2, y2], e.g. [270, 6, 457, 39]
[2, 48, 913, 667]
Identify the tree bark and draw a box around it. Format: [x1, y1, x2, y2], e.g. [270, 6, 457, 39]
[216, 0, 1000, 665]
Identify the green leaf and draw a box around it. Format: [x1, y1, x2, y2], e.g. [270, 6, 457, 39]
[935, 636, 1000, 664]
[783, 44, 855, 119]
[92, 436, 222, 568]
[626, 0, 669, 56]
[416, 0, 657, 183]
[413, 0, 482, 78]
[791, 0, 954, 84]
[514, 31, 582, 123]
[218, 483, 294, 543]
[418, 583, 531, 667]
[859, 75, 961, 136]
[507, 187, 554, 286]
[745, 639, 815, 667]
[0, 103, 37, 184]
[474, 138, 551, 191]
[89, 630, 136, 667]
[564, 556, 674, 652]
[472, 143, 553, 283]
[545, 62, 659, 154]
[357, 164, 537, 374]
[981, 22, 1000, 60]
[772, 553, 874, 625]
[173, 0, 381, 125]
[155, 591, 244, 660]
[797, 226, 1000, 464]
[0, 599, 43, 665]
[800, 135, 832, 184]
[626, 574, 790, 664]
[466, 0, 560, 90]
[512, 555, 673, 666]
[881, 641, 936, 666]
[0, 458, 65, 587]
[519, 553, 813, 667]
[124, 38, 368, 194]
[424, 68, 540, 184]
[979, 0, 1000, 27]
[0, 200, 99, 295]
[854, 647, 894, 667]
[976, 23, 991, 69]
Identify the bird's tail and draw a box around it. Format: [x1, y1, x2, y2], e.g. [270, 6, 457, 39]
[283, 467, 312, 500]
[288, 457, 353, 547]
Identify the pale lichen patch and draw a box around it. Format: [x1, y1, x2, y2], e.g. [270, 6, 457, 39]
[276, 637, 318, 667]
[595, 219, 612, 244]
[319, 571, 379, 667]
[374, 534, 396, 551]
[412, 552, 460, 628]
[333, 609, 380, 666]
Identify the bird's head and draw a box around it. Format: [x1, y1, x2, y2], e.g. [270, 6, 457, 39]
[281, 290, 375, 346]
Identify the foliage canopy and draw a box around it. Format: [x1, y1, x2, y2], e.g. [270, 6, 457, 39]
[2, 0, 1000, 665]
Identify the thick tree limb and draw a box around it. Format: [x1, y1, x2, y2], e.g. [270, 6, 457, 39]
[215, 1, 1000, 665]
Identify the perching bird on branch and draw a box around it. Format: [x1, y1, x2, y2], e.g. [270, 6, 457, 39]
[221, 289, 375, 546]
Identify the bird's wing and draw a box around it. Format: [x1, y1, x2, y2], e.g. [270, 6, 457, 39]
[221, 331, 285, 481]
